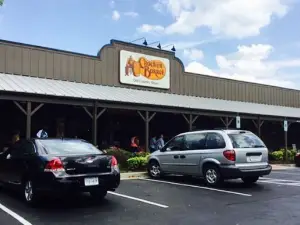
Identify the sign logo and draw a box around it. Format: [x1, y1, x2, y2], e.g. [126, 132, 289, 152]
[120, 50, 170, 89]
[125, 56, 166, 80]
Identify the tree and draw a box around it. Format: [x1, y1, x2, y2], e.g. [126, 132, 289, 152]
[0, 0, 3, 6]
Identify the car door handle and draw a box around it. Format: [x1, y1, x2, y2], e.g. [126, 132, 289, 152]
[174, 155, 179, 159]
[180, 155, 186, 159]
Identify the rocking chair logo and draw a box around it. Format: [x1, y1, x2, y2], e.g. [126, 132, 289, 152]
[120, 50, 170, 89]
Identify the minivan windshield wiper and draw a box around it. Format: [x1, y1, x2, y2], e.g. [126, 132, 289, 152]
[252, 145, 265, 148]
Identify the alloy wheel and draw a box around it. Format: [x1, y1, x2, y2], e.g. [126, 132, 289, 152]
[24, 181, 33, 202]
[150, 163, 161, 178]
[205, 169, 218, 184]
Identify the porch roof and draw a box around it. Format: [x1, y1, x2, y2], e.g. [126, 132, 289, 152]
[0, 73, 299, 119]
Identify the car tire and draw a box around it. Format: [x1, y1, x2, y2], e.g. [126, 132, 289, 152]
[203, 165, 223, 187]
[148, 160, 162, 179]
[90, 190, 107, 201]
[23, 179, 39, 206]
[242, 176, 259, 184]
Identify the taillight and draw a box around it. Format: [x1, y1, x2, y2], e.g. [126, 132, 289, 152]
[44, 158, 65, 172]
[223, 150, 236, 161]
[111, 156, 119, 171]
[111, 156, 118, 167]
[296, 153, 300, 157]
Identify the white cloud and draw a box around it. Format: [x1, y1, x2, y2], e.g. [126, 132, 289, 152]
[112, 10, 120, 21]
[151, 0, 290, 38]
[161, 38, 219, 50]
[136, 24, 165, 34]
[109, 0, 115, 8]
[185, 44, 300, 89]
[183, 48, 204, 61]
[124, 11, 139, 18]
[186, 61, 216, 76]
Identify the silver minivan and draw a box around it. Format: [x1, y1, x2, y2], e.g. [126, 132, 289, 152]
[147, 129, 272, 186]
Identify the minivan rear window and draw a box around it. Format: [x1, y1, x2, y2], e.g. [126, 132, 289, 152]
[228, 132, 265, 148]
[36, 139, 102, 155]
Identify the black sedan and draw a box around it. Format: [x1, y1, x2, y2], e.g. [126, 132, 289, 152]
[0, 138, 120, 205]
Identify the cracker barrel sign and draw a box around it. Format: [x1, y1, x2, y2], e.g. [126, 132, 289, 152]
[120, 50, 170, 89]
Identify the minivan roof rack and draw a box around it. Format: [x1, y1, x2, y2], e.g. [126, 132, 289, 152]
[213, 127, 241, 130]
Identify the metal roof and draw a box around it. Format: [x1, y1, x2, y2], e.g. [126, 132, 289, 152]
[0, 73, 300, 118]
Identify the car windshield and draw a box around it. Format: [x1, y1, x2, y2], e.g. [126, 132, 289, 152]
[36, 139, 102, 155]
[228, 132, 265, 148]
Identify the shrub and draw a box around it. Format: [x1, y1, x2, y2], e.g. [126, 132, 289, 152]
[134, 151, 150, 158]
[289, 149, 297, 160]
[105, 148, 132, 168]
[270, 151, 283, 161]
[269, 148, 297, 161]
[127, 156, 148, 171]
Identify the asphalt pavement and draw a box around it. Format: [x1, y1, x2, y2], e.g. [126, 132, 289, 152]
[1, 168, 300, 225]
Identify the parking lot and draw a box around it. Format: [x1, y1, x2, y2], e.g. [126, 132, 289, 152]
[1, 167, 300, 225]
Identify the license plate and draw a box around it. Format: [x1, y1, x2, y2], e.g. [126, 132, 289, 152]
[248, 156, 261, 162]
[84, 177, 99, 186]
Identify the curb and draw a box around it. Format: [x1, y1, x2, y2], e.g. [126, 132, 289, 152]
[271, 164, 295, 167]
[271, 164, 296, 171]
[120, 172, 149, 180]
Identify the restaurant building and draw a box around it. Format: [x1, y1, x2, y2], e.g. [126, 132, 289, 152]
[0, 39, 300, 151]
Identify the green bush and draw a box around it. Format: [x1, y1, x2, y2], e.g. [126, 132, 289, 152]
[270, 150, 284, 161]
[269, 148, 297, 161]
[105, 148, 132, 168]
[134, 151, 150, 158]
[127, 156, 148, 171]
[289, 149, 297, 160]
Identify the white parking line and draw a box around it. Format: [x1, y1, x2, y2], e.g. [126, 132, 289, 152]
[0, 202, 32, 225]
[259, 177, 300, 186]
[260, 177, 300, 182]
[108, 191, 169, 208]
[139, 178, 252, 197]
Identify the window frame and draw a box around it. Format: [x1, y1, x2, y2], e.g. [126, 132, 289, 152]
[182, 132, 208, 151]
[205, 132, 226, 149]
[162, 135, 184, 152]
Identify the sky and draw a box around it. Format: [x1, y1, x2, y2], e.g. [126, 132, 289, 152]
[1, 0, 300, 89]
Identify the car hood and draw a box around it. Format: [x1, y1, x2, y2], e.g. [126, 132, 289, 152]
[150, 150, 160, 156]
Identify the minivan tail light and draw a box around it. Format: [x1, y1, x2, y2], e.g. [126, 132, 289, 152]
[223, 150, 236, 161]
[44, 158, 65, 172]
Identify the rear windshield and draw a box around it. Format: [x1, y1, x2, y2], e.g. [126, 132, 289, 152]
[228, 132, 265, 148]
[36, 139, 102, 155]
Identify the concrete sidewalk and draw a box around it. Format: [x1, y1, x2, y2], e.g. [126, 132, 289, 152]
[271, 164, 296, 170]
[121, 171, 148, 180]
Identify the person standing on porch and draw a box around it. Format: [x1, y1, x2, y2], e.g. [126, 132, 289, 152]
[130, 136, 139, 153]
[149, 135, 157, 153]
[37, 126, 48, 139]
[2, 130, 20, 152]
[156, 134, 165, 150]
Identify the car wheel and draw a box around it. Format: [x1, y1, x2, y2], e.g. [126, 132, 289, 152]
[148, 161, 162, 179]
[90, 190, 107, 201]
[203, 165, 223, 187]
[242, 176, 259, 184]
[23, 179, 39, 206]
